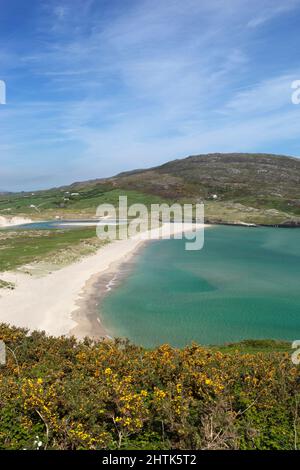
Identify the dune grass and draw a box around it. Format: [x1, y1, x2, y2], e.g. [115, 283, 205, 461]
[0, 228, 104, 272]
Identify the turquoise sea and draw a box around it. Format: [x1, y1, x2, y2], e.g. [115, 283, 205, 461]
[100, 226, 300, 347]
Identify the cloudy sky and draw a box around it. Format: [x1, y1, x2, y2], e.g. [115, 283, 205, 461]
[1, 0, 300, 190]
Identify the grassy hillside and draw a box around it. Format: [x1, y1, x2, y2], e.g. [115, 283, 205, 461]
[0, 324, 298, 450]
[0, 189, 168, 220]
[112, 153, 300, 225]
[1, 153, 300, 225]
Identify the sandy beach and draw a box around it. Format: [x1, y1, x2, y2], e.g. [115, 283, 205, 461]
[0, 223, 208, 339]
[0, 216, 33, 228]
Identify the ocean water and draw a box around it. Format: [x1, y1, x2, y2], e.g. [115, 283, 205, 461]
[100, 226, 300, 347]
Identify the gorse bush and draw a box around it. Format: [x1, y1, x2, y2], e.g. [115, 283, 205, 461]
[0, 323, 299, 450]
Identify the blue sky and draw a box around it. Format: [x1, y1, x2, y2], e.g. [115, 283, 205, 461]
[1, 0, 300, 190]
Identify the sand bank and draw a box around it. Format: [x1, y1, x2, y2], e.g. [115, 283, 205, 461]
[0, 216, 33, 228]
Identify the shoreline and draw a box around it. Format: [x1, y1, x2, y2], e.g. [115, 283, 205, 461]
[2, 216, 300, 231]
[0, 223, 208, 339]
[0, 216, 34, 228]
[68, 222, 209, 339]
[69, 239, 148, 340]
[206, 220, 300, 228]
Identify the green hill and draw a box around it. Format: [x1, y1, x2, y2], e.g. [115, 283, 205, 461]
[1, 153, 300, 225]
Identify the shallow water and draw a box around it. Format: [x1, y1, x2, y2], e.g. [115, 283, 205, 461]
[2, 219, 127, 230]
[100, 226, 300, 347]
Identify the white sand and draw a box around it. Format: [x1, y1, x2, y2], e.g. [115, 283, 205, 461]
[0, 223, 208, 338]
[0, 216, 33, 227]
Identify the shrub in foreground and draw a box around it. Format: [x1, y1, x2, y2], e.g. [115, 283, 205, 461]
[0, 324, 299, 450]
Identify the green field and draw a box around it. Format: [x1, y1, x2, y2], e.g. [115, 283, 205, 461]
[0, 188, 169, 219]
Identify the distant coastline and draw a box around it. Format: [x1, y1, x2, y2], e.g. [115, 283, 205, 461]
[206, 220, 300, 228]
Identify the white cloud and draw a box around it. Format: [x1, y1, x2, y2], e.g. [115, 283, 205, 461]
[1, 0, 300, 189]
[223, 74, 299, 115]
[53, 6, 68, 20]
[247, 0, 300, 28]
